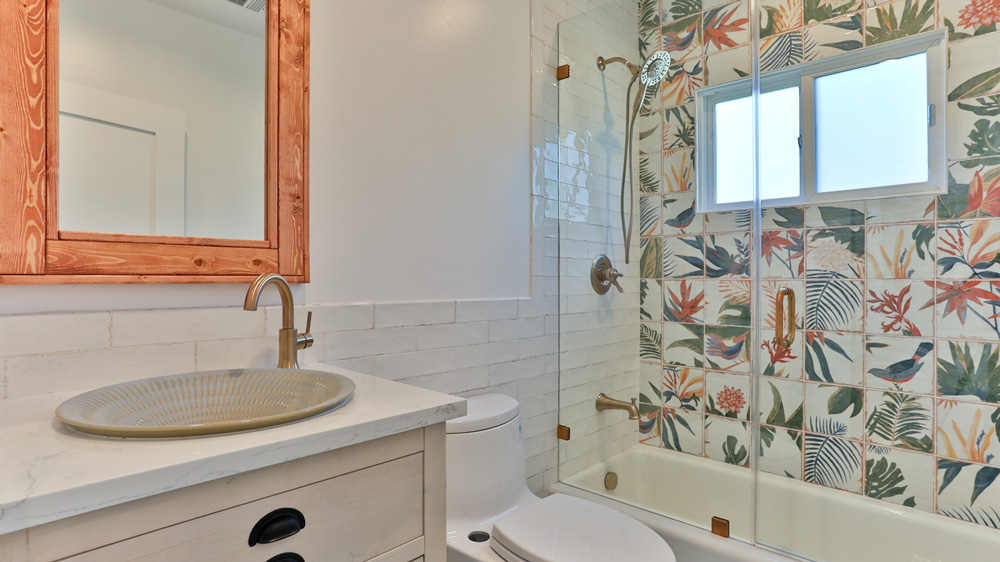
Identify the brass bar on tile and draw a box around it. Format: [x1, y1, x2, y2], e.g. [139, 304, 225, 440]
[774, 288, 786, 348]
[773, 287, 795, 349]
[557, 64, 570, 80]
[785, 287, 796, 347]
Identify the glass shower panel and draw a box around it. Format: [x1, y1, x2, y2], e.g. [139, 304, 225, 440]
[556, 0, 641, 485]
[556, 0, 758, 542]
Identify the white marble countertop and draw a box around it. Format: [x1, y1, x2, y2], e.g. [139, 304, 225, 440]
[0, 364, 465, 536]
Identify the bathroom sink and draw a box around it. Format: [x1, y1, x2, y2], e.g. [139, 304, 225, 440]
[55, 368, 355, 438]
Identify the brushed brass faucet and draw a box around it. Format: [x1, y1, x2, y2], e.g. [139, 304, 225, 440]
[596, 393, 640, 420]
[244, 273, 313, 369]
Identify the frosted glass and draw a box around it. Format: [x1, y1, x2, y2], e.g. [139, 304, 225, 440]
[715, 95, 753, 204]
[760, 87, 801, 201]
[815, 53, 928, 193]
[715, 87, 800, 204]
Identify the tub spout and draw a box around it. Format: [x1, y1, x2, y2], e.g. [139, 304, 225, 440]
[596, 393, 640, 420]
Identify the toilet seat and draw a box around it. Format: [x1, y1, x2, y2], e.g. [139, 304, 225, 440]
[489, 494, 676, 562]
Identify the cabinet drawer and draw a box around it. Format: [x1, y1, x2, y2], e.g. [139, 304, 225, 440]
[64, 453, 424, 561]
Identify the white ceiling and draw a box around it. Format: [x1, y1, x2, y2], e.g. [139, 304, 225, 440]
[146, 0, 265, 38]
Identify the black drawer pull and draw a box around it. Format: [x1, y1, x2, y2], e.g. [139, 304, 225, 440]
[265, 554, 305, 562]
[248, 508, 306, 547]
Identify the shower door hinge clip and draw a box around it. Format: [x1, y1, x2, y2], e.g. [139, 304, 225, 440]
[557, 425, 571, 440]
[557, 65, 571, 80]
[711, 516, 730, 538]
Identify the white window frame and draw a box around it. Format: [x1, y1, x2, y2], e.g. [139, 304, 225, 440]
[695, 30, 946, 213]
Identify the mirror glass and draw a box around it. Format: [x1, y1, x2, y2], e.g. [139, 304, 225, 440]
[58, 0, 266, 240]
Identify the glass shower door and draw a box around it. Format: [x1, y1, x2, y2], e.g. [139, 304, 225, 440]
[555, 0, 645, 486]
[751, 0, 1000, 558]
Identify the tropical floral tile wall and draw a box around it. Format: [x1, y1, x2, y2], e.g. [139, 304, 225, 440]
[636, 0, 1000, 530]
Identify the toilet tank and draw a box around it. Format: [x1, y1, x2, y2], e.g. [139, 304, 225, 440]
[446, 394, 535, 522]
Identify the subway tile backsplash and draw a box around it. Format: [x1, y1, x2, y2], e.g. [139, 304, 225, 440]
[0, 297, 559, 495]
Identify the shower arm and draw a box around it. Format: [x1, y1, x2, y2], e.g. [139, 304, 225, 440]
[597, 56, 640, 76]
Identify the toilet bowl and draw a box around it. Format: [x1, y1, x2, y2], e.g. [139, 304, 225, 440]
[446, 393, 676, 562]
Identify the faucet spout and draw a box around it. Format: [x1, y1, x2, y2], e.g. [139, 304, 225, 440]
[244, 273, 312, 369]
[244, 273, 295, 329]
[596, 393, 640, 420]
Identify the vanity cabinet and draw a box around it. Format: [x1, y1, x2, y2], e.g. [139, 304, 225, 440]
[3, 425, 444, 562]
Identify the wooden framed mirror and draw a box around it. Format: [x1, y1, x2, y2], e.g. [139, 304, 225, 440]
[0, 0, 308, 284]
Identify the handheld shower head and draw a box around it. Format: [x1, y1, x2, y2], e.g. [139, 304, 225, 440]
[640, 50, 671, 86]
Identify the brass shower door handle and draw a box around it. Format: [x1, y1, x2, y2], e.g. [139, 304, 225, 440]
[773, 287, 796, 349]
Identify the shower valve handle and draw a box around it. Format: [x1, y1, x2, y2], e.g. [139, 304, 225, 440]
[603, 269, 624, 293]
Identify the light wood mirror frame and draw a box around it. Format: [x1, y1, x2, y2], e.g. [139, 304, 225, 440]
[0, 0, 309, 284]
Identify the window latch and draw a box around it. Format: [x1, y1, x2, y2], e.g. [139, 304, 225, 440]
[928, 104, 936, 127]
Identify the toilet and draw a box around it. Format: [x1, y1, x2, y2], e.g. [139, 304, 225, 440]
[446, 393, 676, 562]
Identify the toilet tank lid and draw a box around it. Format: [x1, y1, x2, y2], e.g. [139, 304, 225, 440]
[446, 394, 519, 434]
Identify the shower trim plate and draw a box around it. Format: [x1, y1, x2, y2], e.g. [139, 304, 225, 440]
[591, 254, 624, 294]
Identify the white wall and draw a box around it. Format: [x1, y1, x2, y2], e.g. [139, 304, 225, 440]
[310, 0, 531, 302]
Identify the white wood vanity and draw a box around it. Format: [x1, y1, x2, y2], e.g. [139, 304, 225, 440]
[0, 367, 464, 562]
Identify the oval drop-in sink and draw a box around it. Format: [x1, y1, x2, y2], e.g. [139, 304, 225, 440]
[55, 368, 355, 438]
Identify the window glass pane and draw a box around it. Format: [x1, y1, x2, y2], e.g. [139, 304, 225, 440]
[815, 53, 928, 193]
[760, 87, 800, 201]
[715, 95, 753, 204]
[714, 87, 800, 204]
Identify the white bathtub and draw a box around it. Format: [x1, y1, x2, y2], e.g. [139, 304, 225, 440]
[552, 446, 1000, 562]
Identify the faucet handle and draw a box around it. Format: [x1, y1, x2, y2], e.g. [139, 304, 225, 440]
[297, 311, 314, 351]
[607, 269, 624, 293]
